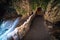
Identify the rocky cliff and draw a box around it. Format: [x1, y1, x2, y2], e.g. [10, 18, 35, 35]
[44, 0, 60, 40]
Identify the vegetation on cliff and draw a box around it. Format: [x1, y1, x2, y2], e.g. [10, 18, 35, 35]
[44, 0, 60, 23]
[0, 0, 50, 16]
[0, 0, 60, 25]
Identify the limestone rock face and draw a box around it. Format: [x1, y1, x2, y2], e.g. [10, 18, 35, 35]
[44, 0, 60, 40]
[44, 0, 60, 23]
[6, 13, 35, 40]
[0, 0, 30, 18]
[11, 0, 30, 16]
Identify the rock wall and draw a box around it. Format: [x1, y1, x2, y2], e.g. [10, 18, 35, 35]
[7, 13, 35, 40]
[44, 0, 60, 23]
[44, 0, 60, 40]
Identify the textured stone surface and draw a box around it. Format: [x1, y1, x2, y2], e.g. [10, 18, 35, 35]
[7, 13, 35, 40]
[44, 0, 60, 23]
[44, 0, 60, 40]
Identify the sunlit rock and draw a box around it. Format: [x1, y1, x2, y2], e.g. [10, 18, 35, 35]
[6, 13, 35, 40]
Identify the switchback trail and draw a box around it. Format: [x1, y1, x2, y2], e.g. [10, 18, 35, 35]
[22, 15, 51, 40]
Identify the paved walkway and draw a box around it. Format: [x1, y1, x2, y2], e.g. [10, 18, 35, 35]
[22, 16, 51, 40]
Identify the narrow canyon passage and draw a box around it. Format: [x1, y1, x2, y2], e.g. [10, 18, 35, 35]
[22, 15, 51, 40]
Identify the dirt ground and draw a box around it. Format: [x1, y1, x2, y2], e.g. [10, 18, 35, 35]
[22, 16, 51, 40]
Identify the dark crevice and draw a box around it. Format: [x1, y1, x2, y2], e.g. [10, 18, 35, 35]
[54, 21, 60, 28]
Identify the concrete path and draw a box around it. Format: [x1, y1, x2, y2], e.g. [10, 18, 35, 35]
[22, 16, 51, 40]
